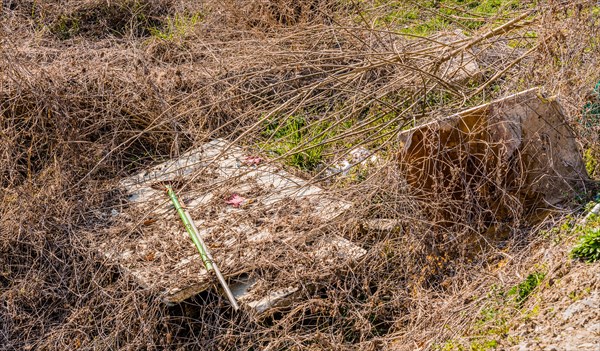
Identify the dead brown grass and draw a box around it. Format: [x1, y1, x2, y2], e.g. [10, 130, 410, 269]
[1, 0, 599, 350]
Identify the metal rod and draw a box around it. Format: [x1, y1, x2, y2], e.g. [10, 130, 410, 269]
[184, 211, 239, 311]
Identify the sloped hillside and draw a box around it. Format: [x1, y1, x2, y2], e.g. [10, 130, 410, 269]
[1, 1, 599, 350]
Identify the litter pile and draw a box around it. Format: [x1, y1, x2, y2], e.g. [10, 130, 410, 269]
[99, 88, 590, 315]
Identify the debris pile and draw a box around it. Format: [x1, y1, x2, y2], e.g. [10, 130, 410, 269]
[99, 139, 365, 311]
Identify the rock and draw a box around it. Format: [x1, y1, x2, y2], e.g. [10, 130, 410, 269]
[562, 292, 600, 320]
[518, 342, 532, 351]
[323, 146, 378, 177]
[432, 30, 483, 85]
[586, 322, 600, 333]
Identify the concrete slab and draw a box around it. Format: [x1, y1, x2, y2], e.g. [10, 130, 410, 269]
[397, 88, 589, 222]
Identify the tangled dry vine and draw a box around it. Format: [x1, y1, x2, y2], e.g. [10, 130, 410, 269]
[1, 1, 599, 350]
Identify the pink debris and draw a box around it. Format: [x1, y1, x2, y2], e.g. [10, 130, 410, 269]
[225, 194, 246, 208]
[243, 156, 263, 166]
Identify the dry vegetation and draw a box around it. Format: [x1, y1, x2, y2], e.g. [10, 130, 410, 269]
[1, 0, 599, 350]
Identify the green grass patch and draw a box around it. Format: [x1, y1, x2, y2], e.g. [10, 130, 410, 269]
[433, 275, 545, 350]
[400, 16, 450, 36]
[469, 0, 521, 15]
[434, 337, 500, 351]
[507, 30, 538, 48]
[469, 339, 499, 351]
[570, 227, 600, 263]
[261, 115, 330, 170]
[377, 8, 419, 26]
[366, 0, 534, 36]
[52, 15, 81, 39]
[552, 202, 600, 264]
[507, 271, 545, 307]
[149, 13, 203, 40]
[583, 147, 599, 179]
[259, 97, 409, 171]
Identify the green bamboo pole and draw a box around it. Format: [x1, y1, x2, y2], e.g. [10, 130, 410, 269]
[165, 185, 239, 310]
[165, 185, 213, 271]
[184, 211, 240, 311]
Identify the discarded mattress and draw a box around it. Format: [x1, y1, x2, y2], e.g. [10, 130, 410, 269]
[98, 139, 365, 311]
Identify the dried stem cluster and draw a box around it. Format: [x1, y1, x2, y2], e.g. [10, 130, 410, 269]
[1, 1, 598, 349]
